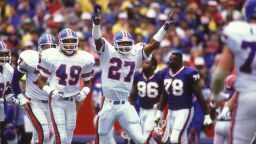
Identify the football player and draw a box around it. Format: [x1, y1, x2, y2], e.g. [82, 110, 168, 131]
[14, 34, 57, 144]
[0, 41, 13, 140]
[37, 28, 95, 144]
[91, 55, 116, 144]
[211, 0, 256, 143]
[92, 7, 175, 144]
[155, 52, 212, 144]
[214, 74, 237, 144]
[129, 56, 163, 140]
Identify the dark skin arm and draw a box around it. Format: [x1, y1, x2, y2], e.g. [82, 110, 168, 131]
[37, 74, 48, 90]
[157, 91, 168, 111]
[191, 80, 209, 115]
[128, 82, 138, 105]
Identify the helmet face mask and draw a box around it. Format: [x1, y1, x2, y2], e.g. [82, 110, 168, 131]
[115, 40, 133, 55]
[113, 31, 134, 55]
[0, 41, 10, 65]
[59, 38, 78, 55]
[0, 50, 10, 65]
[39, 43, 57, 51]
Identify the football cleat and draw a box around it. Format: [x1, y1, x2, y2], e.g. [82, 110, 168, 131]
[113, 31, 134, 55]
[38, 34, 57, 51]
[58, 28, 79, 55]
[0, 41, 11, 65]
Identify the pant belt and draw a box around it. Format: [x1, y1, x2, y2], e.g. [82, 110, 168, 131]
[62, 97, 74, 101]
[106, 99, 126, 105]
[26, 96, 48, 104]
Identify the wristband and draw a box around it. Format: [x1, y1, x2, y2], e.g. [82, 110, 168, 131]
[92, 24, 102, 40]
[82, 87, 90, 95]
[153, 26, 166, 42]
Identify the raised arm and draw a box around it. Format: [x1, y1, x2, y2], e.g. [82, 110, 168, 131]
[144, 11, 175, 56]
[92, 8, 104, 52]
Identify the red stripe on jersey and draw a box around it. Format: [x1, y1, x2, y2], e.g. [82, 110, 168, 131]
[38, 66, 51, 75]
[82, 71, 92, 78]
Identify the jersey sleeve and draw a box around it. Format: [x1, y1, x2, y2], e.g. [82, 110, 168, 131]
[38, 50, 54, 78]
[134, 42, 150, 65]
[188, 68, 200, 83]
[81, 55, 95, 81]
[17, 55, 32, 73]
[221, 21, 248, 53]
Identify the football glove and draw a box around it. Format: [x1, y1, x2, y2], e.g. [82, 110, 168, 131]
[51, 90, 64, 101]
[17, 94, 29, 106]
[92, 7, 101, 25]
[74, 87, 90, 102]
[203, 114, 213, 125]
[218, 106, 231, 120]
[5, 94, 20, 105]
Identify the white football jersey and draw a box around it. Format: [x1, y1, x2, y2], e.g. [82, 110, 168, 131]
[39, 48, 95, 97]
[0, 63, 13, 98]
[94, 38, 148, 100]
[18, 50, 48, 100]
[223, 21, 256, 92]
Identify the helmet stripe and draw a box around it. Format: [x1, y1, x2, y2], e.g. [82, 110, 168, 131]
[124, 31, 127, 37]
[47, 35, 51, 43]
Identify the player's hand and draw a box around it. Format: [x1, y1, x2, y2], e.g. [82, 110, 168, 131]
[92, 7, 101, 25]
[218, 106, 231, 120]
[51, 90, 64, 101]
[5, 94, 20, 105]
[163, 10, 176, 30]
[203, 114, 212, 125]
[73, 91, 87, 102]
[154, 110, 162, 125]
[17, 94, 30, 111]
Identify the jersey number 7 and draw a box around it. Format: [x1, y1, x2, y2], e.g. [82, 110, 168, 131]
[240, 41, 256, 73]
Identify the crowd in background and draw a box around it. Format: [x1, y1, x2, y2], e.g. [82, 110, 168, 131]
[0, 0, 246, 143]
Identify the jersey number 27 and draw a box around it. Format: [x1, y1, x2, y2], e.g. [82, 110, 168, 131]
[108, 57, 135, 82]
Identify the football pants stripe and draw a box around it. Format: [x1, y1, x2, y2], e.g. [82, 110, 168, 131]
[95, 96, 105, 144]
[48, 96, 61, 144]
[178, 108, 191, 143]
[27, 103, 44, 144]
